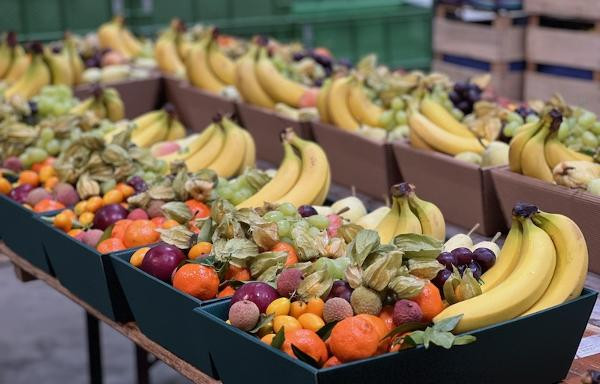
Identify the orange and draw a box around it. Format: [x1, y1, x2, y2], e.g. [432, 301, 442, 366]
[185, 199, 210, 218]
[356, 314, 390, 354]
[34, 199, 65, 213]
[306, 297, 324, 318]
[97, 238, 126, 254]
[74, 201, 88, 215]
[188, 241, 212, 259]
[129, 247, 150, 267]
[44, 176, 59, 191]
[298, 313, 325, 332]
[282, 329, 328, 365]
[379, 306, 394, 331]
[217, 285, 235, 298]
[412, 281, 444, 323]
[172, 264, 219, 300]
[224, 265, 251, 281]
[67, 229, 83, 238]
[161, 219, 179, 229]
[79, 211, 95, 226]
[273, 315, 302, 333]
[62, 209, 76, 220]
[38, 165, 55, 183]
[116, 183, 135, 198]
[0, 177, 11, 195]
[54, 212, 73, 231]
[261, 334, 276, 344]
[290, 301, 308, 319]
[123, 220, 159, 248]
[272, 242, 298, 266]
[86, 196, 103, 213]
[329, 316, 380, 362]
[31, 162, 45, 173]
[111, 219, 133, 241]
[103, 189, 124, 205]
[19, 170, 39, 187]
[323, 356, 341, 368]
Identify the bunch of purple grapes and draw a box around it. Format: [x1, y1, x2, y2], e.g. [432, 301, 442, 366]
[432, 246, 496, 290]
[449, 81, 482, 115]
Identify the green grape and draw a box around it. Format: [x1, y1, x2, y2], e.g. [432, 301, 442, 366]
[236, 176, 251, 190]
[571, 125, 584, 138]
[394, 110, 407, 125]
[40, 127, 54, 142]
[306, 214, 329, 230]
[19, 153, 32, 169]
[293, 219, 310, 231]
[442, 99, 453, 111]
[506, 112, 524, 125]
[280, 236, 294, 245]
[28, 148, 48, 164]
[525, 114, 539, 124]
[578, 111, 597, 128]
[592, 122, 600, 135]
[237, 187, 254, 201]
[390, 97, 405, 111]
[45, 139, 61, 156]
[264, 210, 284, 223]
[277, 220, 291, 237]
[277, 202, 297, 216]
[217, 185, 235, 200]
[101, 180, 117, 194]
[567, 116, 577, 128]
[582, 131, 599, 148]
[502, 121, 520, 138]
[568, 142, 583, 152]
[451, 108, 464, 120]
[557, 121, 570, 141]
[378, 110, 394, 127]
[308, 226, 321, 237]
[565, 136, 577, 147]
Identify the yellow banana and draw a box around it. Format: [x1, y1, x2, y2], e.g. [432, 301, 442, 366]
[327, 76, 359, 131]
[237, 141, 302, 208]
[98, 18, 132, 59]
[480, 218, 522, 293]
[234, 45, 275, 109]
[4, 49, 50, 100]
[131, 113, 169, 148]
[420, 97, 475, 138]
[544, 132, 593, 169]
[347, 80, 384, 127]
[434, 215, 556, 333]
[523, 211, 588, 315]
[508, 121, 541, 173]
[376, 197, 401, 244]
[121, 28, 142, 57]
[4, 45, 31, 84]
[396, 195, 422, 235]
[102, 88, 125, 122]
[155, 30, 186, 78]
[408, 109, 485, 155]
[69, 97, 95, 116]
[255, 48, 308, 108]
[160, 125, 217, 162]
[311, 165, 331, 206]
[166, 117, 187, 141]
[64, 34, 84, 85]
[207, 39, 236, 85]
[238, 129, 256, 173]
[0, 35, 13, 78]
[316, 78, 331, 123]
[133, 110, 165, 130]
[408, 193, 445, 241]
[356, 206, 391, 230]
[185, 38, 226, 93]
[205, 117, 246, 177]
[275, 132, 330, 206]
[185, 123, 225, 172]
[409, 127, 434, 151]
[520, 124, 553, 182]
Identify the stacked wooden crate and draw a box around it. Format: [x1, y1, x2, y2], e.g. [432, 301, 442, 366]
[524, 0, 600, 113]
[432, 3, 526, 100]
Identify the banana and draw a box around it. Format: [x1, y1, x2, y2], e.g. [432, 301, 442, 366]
[4, 49, 50, 100]
[4, 45, 31, 84]
[205, 117, 246, 177]
[160, 125, 217, 162]
[327, 76, 360, 131]
[408, 193, 445, 240]
[155, 29, 186, 78]
[408, 109, 485, 155]
[207, 38, 236, 85]
[520, 124, 553, 182]
[69, 97, 95, 116]
[133, 110, 165, 129]
[508, 121, 541, 173]
[237, 141, 302, 208]
[434, 215, 556, 333]
[102, 88, 125, 122]
[275, 131, 330, 206]
[255, 48, 308, 108]
[311, 162, 331, 206]
[103, 123, 128, 143]
[544, 132, 593, 169]
[98, 18, 132, 59]
[376, 197, 401, 244]
[64, 34, 84, 85]
[185, 123, 225, 171]
[409, 127, 434, 151]
[522, 211, 588, 315]
[185, 38, 226, 93]
[347, 79, 384, 127]
[420, 97, 475, 138]
[316, 78, 331, 123]
[121, 28, 143, 57]
[480, 218, 522, 293]
[396, 195, 422, 235]
[131, 113, 169, 148]
[234, 45, 275, 109]
[90, 97, 108, 119]
[166, 118, 186, 141]
[0, 34, 13, 78]
[355, 206, 391, 230]
[239, 129, 256, 173]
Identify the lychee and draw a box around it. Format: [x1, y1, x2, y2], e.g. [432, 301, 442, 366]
[229, 299, 260, 331]
[276, 268, 303, 297]
[350, 286, 382, 316]
[323, 297, 353, 323]
[53, 183, 80, 206]
[393, 299, 423, 326]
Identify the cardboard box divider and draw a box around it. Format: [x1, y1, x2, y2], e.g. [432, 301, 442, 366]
[491, 166, 600, 273]
[311, 121, 401, 199]
[392, 141, 506, 237]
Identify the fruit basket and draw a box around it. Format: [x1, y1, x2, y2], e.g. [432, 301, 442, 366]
[109, 249, 223, 378]
[193, 288, 596, 384]
[164, 77, 237, 133]
[236, 102, 314, 164]
[311, 121, 401, 199]
[491, 166, 600, 273]
[392, 141, 505, 236]
[74, 74, 164, 119]
[38, 220, 133, 322]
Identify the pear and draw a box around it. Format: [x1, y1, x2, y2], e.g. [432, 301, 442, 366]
[454, 151, 482, 166]
[481, 141, 509, 167]
[355, 206, 391, 230]
[358, 125, 387, 142]
[553, 161, 600, 189]
[331, 196, 367, 223]
[587, 178, 600, 196]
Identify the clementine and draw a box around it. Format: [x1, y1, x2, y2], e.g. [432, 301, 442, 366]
[123, 220, 159, 248]
[412, 281, 444, 323]
[282, 329, 328, 365]
[172, 264, 219, 300]
[329, 316, 379, 362]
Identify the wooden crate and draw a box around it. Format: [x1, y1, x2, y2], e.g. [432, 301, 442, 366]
[524, 71, 600, 114]
[433, 4, 525, 62]
[524, 0, 600, 20]
[433, 58, 524, 100]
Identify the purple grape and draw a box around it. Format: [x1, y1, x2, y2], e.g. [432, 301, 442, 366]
[451, 247, 474, 265]
[127, 176, 148, 193]
[297, 205, 318, 218]
[473, 248, 496, 272]
[432, 269, 452, 290]
[436, 251, 456, 270]
[454, 81, 469, 95]
[292, 52, 305, 61]
[457, 100, 472, 114]
[467, 88, 481, 103]
[457, 264, 467, 276]
[449, 91, 461, 104]
[468, 261, 482, 280]
[326, 280, 352, 303]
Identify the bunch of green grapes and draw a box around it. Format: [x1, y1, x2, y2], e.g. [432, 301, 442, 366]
[18, 125, 84, 168]
[216, 174, 263, 205]
[558, 108, 600, 154]
[32, 85, 78, 117]
[502, 111, 540, 138]
[378, 96, 408, 131]
[261, 202, 330, 244]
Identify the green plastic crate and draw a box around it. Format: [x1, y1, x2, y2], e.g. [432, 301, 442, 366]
[292, 0, 403, 14]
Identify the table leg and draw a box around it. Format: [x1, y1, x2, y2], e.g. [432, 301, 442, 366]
[86, 312, 103, 384]
[136, 345, 151, 384]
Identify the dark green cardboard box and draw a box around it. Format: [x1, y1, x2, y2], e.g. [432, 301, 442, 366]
[39, 221, 132, 322]
[109, 250, 224, 378]
[193, 289, 597, 384]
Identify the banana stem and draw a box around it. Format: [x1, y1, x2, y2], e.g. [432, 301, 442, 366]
[512, 202, 539, 218]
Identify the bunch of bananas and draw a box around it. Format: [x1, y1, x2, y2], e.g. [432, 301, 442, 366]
[407, 96, 486, 156]
[435, 203, 588, 333]
[97, 17, 143, 60]
[154, 19, 188, 78]
[236, 128, 330, 208]
[0, 32, 31, 84]
[509, 109, 594, 183]
[130, 105, 186, 149]
[376, 183, 445, 243]
[69, 86, 125, 122]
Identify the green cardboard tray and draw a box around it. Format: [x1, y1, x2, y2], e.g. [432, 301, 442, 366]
[39, 221, 132, 322]
[0, 195, 53, 274]
[109, 250, 223, 378]
[193, 288, 597, 384]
